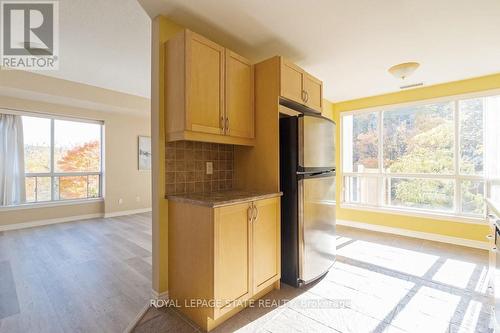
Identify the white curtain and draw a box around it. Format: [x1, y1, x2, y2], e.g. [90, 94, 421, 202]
[0, 114, 26, 205]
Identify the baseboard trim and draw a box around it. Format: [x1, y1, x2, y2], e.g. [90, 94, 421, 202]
[124, 303, 151, 333]
[0, 213, 103, 232]
[104, 208, 152, 218]
[337, 219, 489, 250]
[151, 289, 169, 301]
[1, 208, 153, 232]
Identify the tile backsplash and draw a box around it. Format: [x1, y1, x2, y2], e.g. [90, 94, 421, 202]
[166, 141, 234, 195]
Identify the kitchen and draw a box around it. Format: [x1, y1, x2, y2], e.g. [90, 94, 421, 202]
[139, 3, 500, 332]
[160, 29, 336, 330]
[1, 1, 499, 332]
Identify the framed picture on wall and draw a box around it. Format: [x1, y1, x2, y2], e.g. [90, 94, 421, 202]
[138, 136, 151, 171]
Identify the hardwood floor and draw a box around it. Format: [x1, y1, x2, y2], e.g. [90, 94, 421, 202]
[0, 215, 492, 333]
[133, 225, 492, 333]
[0, 212, 152, 333]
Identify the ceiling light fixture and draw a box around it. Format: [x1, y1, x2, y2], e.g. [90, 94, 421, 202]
[388, 62, 420, 80]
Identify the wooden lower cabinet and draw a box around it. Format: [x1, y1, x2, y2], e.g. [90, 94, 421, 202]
[252, 198, 280, 294]
[213, 202, 251, 318]
[168, 196, 281, 331]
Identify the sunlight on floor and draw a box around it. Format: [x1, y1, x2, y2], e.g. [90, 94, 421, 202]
[474, 265, 490, 294]
[391, 286, 461, 332]
[137, 226, 491, 333]
[330, 230, 491, 333]
[432, 258, 477, 289]
[336, 239, 440, 276]
[245, 231, 488, 332]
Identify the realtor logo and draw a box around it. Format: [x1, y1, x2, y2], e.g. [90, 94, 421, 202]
[1, 1, 59, 70]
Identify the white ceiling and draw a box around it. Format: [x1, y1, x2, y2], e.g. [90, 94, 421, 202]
[140, 0, 500, 101]
[37, 0, 151, 98]
[31, 1, 500, 102]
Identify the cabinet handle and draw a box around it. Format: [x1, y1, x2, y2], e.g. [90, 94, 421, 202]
[253, 206, 259, 223]
[487, 234, 493, 240]
[301, 90, 306, 102]
[304, 91, 309, 103]
[225, 117, 229, 134]
[247, 204, 253, 222]
[220, 116, 225, 132]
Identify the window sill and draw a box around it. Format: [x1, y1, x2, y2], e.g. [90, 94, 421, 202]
[0, 198, 104, 212]
[339, 203, 487, 225]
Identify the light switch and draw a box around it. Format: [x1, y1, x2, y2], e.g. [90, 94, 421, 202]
[206, 162, 213, 175]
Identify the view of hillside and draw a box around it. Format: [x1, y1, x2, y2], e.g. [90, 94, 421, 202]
[349, 99, 484, 214]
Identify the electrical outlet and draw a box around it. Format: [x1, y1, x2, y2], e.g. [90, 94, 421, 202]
[206, 162, 213, 175]
[118, 198, 123, 205]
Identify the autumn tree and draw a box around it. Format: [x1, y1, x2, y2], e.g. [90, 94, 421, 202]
[352, 113, 378, 170]
[57, 141, 100, 199]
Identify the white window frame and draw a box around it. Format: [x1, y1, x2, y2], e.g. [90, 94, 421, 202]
[340, 89, 500, 223]
[1, 108, 104, 208]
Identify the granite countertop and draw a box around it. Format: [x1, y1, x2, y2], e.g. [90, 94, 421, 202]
[166, 190, 282, 207]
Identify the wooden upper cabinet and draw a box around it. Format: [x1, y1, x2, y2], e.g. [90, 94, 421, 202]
[303, 73, 323, 112]
[165, 29, 255, 146]
[225, 51, 254, 139]
[186, 31, 225, 135]
[279, 57, 323, 113]
[280, 59, 304, 104]
[252, 197, 280, 294]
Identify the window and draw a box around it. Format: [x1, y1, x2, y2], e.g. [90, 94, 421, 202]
[23, 115, 103, 204]
[342, 112, 379, 173]
[342, 94, 500, 218]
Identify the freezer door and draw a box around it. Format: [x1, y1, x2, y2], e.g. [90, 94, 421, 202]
[298, 174, 336, 284]
[298, 115, 335, 171]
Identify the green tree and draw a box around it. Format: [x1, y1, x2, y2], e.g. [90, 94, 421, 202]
[383, 101, 484, 214]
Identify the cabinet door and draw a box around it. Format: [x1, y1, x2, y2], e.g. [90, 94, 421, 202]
[280, 59, 304, 104]
[252, 198, 280, 293]
[303, 73, 323, 113]
[214, 202, 251, 317]
[186, 31, 225, 135]
[225, 50, 254, 139]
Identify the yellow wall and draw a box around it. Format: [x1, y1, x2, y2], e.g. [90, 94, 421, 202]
[332, 73, 500, 242]
[150, 16, 184, 294]
[322, 99, 334, 120]
[0, 72, 151, 227]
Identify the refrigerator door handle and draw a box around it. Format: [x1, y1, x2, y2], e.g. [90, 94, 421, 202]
[298, 179, 305, 284]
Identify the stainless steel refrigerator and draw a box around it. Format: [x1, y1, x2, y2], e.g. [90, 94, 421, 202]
[280, 113, 336, 287]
